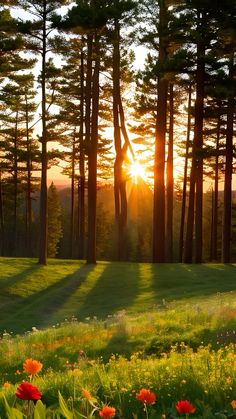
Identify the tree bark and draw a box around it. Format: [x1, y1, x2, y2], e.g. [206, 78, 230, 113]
[194, 14, 205, 263]
[38, 0, 48, 265]
[78, 41, 85, 260]
[112, 18, 134, 260]
[153, 0, 168, 263]
[0, 169, 4, 256]
[179, 83, 192, 262]
[210, 114, 220, 261]
[70, 133, 75, 258]
[25, 93, 32, 256]
[13, 111, 18, 255]
[184, 12, 205, 263]
[87, 31, 100, 264]
[166, 83, 174, 262]
[222, 53, 234, 263]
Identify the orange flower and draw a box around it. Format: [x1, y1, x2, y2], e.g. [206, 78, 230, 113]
[99, 406, 116, 418]
[23, 358, 43, 375]
[136, 388, 156, 404]
[176, 400, 196, 415]
[82, 388, 96, 402]
[231, 400, 236, 409]
[3, 382, 10, 389]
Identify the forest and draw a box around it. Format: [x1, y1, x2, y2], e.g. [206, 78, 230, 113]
[0, 0, 235, 265]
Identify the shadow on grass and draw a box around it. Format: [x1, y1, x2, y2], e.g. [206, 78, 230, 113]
[148, 263, 236, 303]
[0, 263, 96, 334]
[74, 262, 140, 319]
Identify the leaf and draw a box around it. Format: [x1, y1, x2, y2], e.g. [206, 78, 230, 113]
[58, 391, 73, 419]
[34, 400, 46, 419]
[3, 397, 24, 419]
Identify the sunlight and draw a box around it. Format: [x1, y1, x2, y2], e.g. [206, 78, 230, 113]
[127, 161, 147, 184]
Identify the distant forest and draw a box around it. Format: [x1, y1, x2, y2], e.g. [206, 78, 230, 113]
[0, 0, 235, 264]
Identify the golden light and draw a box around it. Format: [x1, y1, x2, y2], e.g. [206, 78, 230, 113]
[127, 160, 147, 184]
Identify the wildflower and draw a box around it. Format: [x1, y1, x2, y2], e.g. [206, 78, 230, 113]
[136, 388, 156, 404]
[23, 358, 43, 375]
[82, 388, 97, 403]
[16, 382, 42, 401]
[99, 406, 116, 418]
[3, 382, 10, 389]
[15, 370, 21, 375]
[231, 400, 236, 409]
[176, 400, 196, 415]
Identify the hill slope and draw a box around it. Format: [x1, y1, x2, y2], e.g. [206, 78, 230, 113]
[0, 257, 235, 334]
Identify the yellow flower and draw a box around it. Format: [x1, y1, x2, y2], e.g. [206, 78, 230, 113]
[23, 358, 43, 375]
[231, 400, 236, 409]
[3, 382, 10, 389]
[68, 368, 82, 377]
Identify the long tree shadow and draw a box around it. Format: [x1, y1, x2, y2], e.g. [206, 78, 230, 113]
[74, 262, 140, 319]
[149, 263, 236, 303]
[0, 263, 96, 334]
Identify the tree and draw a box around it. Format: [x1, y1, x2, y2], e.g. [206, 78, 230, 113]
[18, 0, 67, 265]
[47, 182, 62, 257]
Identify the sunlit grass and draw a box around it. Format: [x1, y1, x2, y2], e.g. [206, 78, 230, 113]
[0, 258, 236, 334]
[0, 257, 235, 418]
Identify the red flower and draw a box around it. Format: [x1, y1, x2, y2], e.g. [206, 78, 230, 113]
[99, 406, 116, 418]
[136, 388, 156, 404]
[15, 382, 42, 401]
[176, 400, 196, 415]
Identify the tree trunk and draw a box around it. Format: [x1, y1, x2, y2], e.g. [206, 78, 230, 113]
[194, 14, 205, 263]
[87, 31, 100, 264]
[210, 114, 220, 261]
[38, 0, 48, 265]
[179, 83, 192, 262]
[13, 111, 18, 255]
[78, 41, 85, 260]
[222, 53, 234, 263]
[184, 12, 205, 264]
[153, 0, 168, 263]
[25, 92, 32, 256]
[0, 169, 4, 256]
[166, 83, 174, 262]
[70, 133, 75, 258]
[112, 18, 133, 260]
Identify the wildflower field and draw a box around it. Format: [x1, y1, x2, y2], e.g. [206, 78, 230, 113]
[0, 258, 236, 418]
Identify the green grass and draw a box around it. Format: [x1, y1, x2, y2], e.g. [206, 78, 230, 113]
[0, 257, 236, 417]
[0, 257, 236, 334]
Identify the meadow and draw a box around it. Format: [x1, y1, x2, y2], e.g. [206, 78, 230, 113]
[0, 258, 236, 418]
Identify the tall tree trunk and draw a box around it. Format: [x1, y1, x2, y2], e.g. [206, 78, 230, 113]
[179, 83, 192, 262]
[194, 13, 205, 263]
[166, 83, 174, 262]
[112, 19, 134, 260]
[184, 12, 205, 263]
[38, 0, 48, 265]
[210, 115, 220, 261]
[70, 133, 76, 258]
[222, 53, 234, 263]
[153, 0, 168, 263]
[0, 169, 4, 256]
[78, 41, 85, 260]
[25, 93, 32, 256]
[13, 111, 18, 255]
[87, 31, 100, 264]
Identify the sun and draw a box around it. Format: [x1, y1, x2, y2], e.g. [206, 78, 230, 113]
[127, 161, 147, 184]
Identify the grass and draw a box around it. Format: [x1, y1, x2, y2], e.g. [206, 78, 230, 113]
[0, 258, 236, 417]
[0, 257, 236, 334]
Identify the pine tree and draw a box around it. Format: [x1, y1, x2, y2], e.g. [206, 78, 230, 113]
[17, 0, 67, 264]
